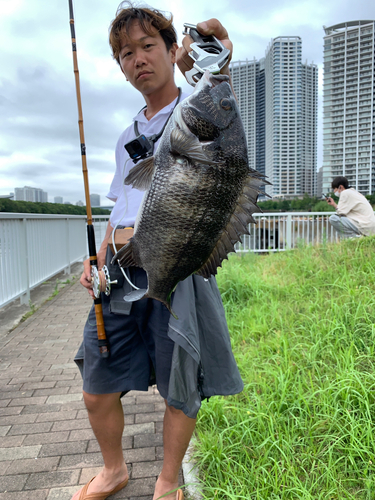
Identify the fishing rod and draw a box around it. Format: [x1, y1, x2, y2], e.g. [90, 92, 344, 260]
[68, 0, 109, 357]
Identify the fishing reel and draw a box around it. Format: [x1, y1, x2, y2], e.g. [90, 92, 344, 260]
[91, 265, 117, 298]
[183, 23, 230, 86]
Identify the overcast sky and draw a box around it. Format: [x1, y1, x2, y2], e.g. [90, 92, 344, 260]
[0, 0, 372, 205]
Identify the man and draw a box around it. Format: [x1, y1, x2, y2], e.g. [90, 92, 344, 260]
[326, 176, 375, 238]
[72, 3, 243, 500]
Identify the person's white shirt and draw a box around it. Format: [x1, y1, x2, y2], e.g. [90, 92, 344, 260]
[336, 188, 375, 236]
[107, 91, 190, 229]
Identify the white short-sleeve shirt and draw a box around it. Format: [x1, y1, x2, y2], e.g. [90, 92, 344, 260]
[108, 91, 190, 228]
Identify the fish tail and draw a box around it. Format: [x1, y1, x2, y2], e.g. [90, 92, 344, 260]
[165, 302, 178, 321]
[160, 292, 178, 320]
[153, 296, 178, 319]
[125, 287, 178, 319]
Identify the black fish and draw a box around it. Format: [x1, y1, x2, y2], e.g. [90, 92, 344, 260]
[113, 71, 268, 315]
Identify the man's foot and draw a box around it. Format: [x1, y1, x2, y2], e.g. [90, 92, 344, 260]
[70, 464, 129, 500]
[153, 476, 181, 500]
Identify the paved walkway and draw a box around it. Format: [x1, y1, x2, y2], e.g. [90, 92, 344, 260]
[0, 281, 182, 500]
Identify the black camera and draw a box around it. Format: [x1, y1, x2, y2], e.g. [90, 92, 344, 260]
[125, 135, 154, 163]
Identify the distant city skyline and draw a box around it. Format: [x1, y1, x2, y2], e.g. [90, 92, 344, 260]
[14, 186, 48, 203]
[1, 0, 374, 200]
[0, 187, 110, 207]
[1, 0, 372, 202]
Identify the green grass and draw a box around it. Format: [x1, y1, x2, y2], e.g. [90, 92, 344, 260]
[20, 300, 37, 322]
[194, 237, 375, 499]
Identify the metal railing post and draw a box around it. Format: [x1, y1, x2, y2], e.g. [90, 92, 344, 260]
[285, 213, 292, 249]
[65, 218, 71, 274]
[20, 218, 30, 305]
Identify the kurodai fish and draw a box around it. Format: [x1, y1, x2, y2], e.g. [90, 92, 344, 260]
[112, 70, 268, 315]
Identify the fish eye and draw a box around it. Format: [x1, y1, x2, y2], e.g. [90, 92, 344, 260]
[220, 98, 232, 110]
[176, 156, 188, 166]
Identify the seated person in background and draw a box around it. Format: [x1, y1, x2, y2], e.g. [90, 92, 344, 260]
[327, 176, 375, 238]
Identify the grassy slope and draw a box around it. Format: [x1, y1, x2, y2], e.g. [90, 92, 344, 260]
[195, 237, 375, 499]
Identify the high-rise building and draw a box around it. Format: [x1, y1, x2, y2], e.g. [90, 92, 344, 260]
[90, 194, 100, 207]
[230, 37, 318, 198]
[322, 21, 375, 195]
[34, 188, 48, 203]
[14, 186, 48, 202]
[301, 62, 319, 196]
[54, 196, 63, 204]
[230, 59, 259, 171]
[230, 59, 266, 178]
[317, 167, 324, 198]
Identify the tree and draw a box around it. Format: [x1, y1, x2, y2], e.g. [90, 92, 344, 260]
[0, 199, 111, 215]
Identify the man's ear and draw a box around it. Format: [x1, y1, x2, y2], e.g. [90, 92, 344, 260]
[170, 42, 178, 64]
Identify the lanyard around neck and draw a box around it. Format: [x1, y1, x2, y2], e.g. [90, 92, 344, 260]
[133, 87, 182, 142]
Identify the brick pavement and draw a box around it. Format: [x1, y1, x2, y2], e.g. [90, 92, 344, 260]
[0, 281, 184, 500]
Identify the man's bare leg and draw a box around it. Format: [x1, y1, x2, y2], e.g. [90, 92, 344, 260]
[70, 391, 129, 500]
[153, 401, 196, 500]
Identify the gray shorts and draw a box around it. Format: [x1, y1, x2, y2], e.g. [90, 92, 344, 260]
[75, 267, 174, 399]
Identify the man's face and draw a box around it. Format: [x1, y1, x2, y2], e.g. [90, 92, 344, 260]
[118, 22, 177, 96]
[334, 185, 344, 196]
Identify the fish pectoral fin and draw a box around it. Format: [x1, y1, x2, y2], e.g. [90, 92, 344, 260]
[111, 240, 139, 268]
[170, 128, 219, 165]
[124, 289, 148, 302]
[124, 157, 155, 191]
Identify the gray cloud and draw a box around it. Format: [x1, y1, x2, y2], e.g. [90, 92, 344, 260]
[0, 51, 144, 202]
[1, 0, 372, 204]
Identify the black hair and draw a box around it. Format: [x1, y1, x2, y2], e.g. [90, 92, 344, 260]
[109, 1, 177, 64]
[331, 176, 349, 190]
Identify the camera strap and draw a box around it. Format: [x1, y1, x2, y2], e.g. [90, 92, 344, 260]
[133, 87, 182, 146]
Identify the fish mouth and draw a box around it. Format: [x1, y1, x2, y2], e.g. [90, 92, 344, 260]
[195, 70, 229, 90]
[185, 70, 231, 118]
[208, 73, 230, 87]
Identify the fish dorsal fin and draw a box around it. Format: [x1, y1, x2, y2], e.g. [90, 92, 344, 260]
[111, 240, 139, 268]
[195, 172, 268, 278]
[124, 157, 155, 191]
[170, 127, 219, 165]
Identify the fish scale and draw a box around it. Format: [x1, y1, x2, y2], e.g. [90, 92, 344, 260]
[113, 71, 269, 316]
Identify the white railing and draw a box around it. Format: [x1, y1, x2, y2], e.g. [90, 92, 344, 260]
[89, 212, 341, 253]
[0, 211, 339, 309]
[235, 211, 340, 252]
[0, 214, 86, 308]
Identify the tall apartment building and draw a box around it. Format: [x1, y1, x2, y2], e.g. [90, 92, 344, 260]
[230, 59, 259, 172]
[14, 186, 48, 202]
[230, 37, 318, 198]
[322, 21, 375, 195]
[54, 196, 63, 204]
[301, 63, 318, 196]
[90, 193, 100, 207]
